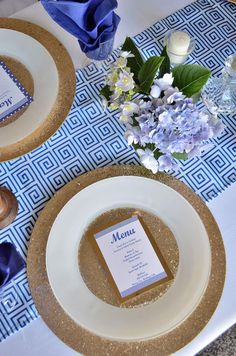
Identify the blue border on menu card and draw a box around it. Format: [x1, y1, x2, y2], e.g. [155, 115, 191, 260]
[0, 98, 29, 121]
[0, 60, 33, 122]
[95, 216, 138, 239]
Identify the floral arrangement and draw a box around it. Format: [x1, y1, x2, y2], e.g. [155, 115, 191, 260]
[100, 37, 224, 173]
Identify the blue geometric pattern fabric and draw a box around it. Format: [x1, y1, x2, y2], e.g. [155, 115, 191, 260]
[0, 0, 235, 342]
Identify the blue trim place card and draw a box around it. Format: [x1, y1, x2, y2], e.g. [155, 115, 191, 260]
[0, 61, 33, 123]
[94, 215, 172, 300]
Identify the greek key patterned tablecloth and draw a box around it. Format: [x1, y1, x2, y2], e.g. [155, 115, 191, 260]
[0, 0, 235, 342]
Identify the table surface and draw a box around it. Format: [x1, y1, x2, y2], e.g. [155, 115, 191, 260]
[0, 0, 235, 355]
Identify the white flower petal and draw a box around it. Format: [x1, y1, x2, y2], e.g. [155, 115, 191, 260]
[136, 148, 159, 173]
[116, 71, 135, 92]
[121, 101, 139, 116]
[150, 85, 161, 98]
[115, 57, 127, 68]
[119, 114, 133, 124]
[136, 148, 145, 157]
[156, 73, 174, 91]
[121, 51, 135, 58]
[101, 96, 108, 109]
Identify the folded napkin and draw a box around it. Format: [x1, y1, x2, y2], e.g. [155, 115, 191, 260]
[0, 242, 25, 289]
[41, 0, 120, 59]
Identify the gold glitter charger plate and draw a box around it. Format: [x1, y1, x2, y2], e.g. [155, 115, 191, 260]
[27, 166, 226, 355]
[0, 18, 76, 162]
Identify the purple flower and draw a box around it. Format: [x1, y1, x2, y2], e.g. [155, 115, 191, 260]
[124, 126, 141, 145]
[102, 51, 225, 173]
[157, 154, 177, 171]
[122, 88, 225, 172]
[136, 148, 159, 173]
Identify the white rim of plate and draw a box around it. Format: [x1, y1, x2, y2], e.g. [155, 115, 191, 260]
[0, 28, 59, 146]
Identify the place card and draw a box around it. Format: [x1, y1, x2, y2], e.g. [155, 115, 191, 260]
[0, 61, 33, 123]
[94, 215, 172, 299]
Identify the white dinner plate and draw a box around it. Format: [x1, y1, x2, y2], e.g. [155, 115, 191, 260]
[0, 18, 76, 162]
[46, 175, 211, 341]
[0, 29, 59, 146]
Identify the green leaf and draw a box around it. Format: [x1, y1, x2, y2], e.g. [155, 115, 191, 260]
[158, 46, 170, 78]
[122, 37, 144, 83]
[122, 37, 144, 67]
[132, 143, 141, 151]
[172, 64, 211, 97]
[100, 85, 112, 100]
[153, 149, 162, 160]
[138, 56, 164, 94]
[172, 152, 188, 160]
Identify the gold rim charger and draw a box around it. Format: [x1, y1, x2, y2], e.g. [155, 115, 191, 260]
[27, 166, 226, 355]
[0, 19, 76, 162]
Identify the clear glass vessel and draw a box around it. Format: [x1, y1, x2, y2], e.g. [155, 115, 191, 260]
[202, 54, 236, 115]
[164, 30, 195, 66]
[0, 187, 18, 229]
[86, 37, 115, 61]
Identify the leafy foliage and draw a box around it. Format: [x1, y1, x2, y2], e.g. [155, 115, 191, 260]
[121, 37, 144, 83]
[158, 46, 170, 78]
[100, 85, 112, 100]
[172, 64, 211, 97]
[138, 56, 164, 94]
[172, 152, 188, 160]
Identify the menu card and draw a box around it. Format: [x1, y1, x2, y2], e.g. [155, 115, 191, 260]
[94, 215, 172, 299]
[0, 61, 33, 123]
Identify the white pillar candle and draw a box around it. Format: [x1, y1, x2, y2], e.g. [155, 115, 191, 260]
[168, 31, 191, 55]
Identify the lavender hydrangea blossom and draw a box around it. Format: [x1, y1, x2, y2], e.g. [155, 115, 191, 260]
[123, 85, 224, 172]
[130, 90, 224, 171]
[102, 52, 225, 173]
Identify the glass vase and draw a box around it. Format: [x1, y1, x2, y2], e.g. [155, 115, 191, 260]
[202, 54, 236, 115]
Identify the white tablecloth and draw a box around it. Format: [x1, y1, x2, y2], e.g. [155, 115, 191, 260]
[0, 1, 235, 355]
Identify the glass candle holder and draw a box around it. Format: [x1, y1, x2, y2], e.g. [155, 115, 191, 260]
[202, 53, 236, 115]
[85, 37, 115, 61]
[164, 30, 195, 66]
[0, 187, 18, 229]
